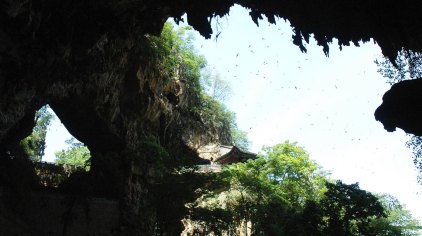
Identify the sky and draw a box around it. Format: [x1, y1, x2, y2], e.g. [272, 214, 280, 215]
[44, 5, 422, 222]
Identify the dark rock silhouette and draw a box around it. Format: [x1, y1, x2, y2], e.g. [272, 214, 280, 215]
[375, 79, 422, 136]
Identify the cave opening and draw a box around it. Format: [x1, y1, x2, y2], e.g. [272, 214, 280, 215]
[170, 5, 422, 221]
[43, 106, 91, 166]
[20, 104, 92, 188]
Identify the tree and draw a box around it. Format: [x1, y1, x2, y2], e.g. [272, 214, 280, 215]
[230, 128, 251, 151]
[375, 50, 422, 85]
[191, 141, 327, 235]
[369, 194, 420, 236]
[55, 138, 91, 169]
[303, 181, 422, 236]
[202, 70, 233, 102]
[375, 50, 422, 181]
[308, 181, 386, 236]
[147, 23, 206, 96]
[259, 141, 328, 206]
[211, 75, 232, 102]
[20, 105, 54, 162]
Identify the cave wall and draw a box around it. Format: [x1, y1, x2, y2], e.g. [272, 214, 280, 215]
[0, 1, 222, 233]
[0, 191, 119, 236]
[0, 29, 225, 235]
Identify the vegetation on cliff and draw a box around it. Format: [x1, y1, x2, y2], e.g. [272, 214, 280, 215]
[147, 22, 250, 150]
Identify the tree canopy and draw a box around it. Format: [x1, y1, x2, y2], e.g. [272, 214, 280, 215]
[20, 106, 53, 162]
[55, 137, 91, 170]
[370, 194, 420, 236]
[201, 71, 233, 103]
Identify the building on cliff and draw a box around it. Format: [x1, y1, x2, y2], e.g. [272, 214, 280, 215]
[197, 145, 256, 173]
[214, 145, 256, 165]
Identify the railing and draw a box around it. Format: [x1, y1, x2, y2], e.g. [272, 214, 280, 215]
[33, 162, 83, 187]
[33, 162, 224, 187]
[196, 164, 223, 173]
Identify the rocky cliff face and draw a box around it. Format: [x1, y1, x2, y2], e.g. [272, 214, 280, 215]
[2, 30, 229, 232]
[0, 3, 225, 233]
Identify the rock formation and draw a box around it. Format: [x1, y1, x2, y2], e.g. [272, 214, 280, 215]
[375, 79, 422, 136]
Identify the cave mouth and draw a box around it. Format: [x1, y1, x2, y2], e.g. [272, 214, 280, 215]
[20, 105, 92, 188]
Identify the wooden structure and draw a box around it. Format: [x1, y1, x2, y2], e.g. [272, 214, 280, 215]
[196, 145, 256, 173]
[214, 145, 256, 165]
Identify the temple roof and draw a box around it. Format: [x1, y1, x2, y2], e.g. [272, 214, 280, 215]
[214, 145, 256, 165]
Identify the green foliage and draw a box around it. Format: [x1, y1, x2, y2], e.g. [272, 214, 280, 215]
[197, 93, 250, 149]
[199, 69, 249, 150]
[142, 136, 172, 179]
[189, 207, 235, 235]
[405, 136, 422, 183]
[303, 182, 420, 236]
[259, 141, 327, 206]
[231, 128, 251, 151]
[147, 23, 206, 95]
[304, 181, 386, 236]
[370, 194, 420, 236]
[55, 138, 91, 170]
[190, 141, 419, 235]
[20, 106, 54, 162]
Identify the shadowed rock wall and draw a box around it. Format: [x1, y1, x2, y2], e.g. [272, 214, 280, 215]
[0, 8, 221, 233]
[0, 191, 119, 236]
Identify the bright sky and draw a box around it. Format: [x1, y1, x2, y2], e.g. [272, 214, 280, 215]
[185, 5, 422, 221]
[44, 4, 422, 222]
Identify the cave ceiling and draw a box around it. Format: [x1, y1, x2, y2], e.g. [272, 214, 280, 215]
[2, 0, 422, 66]
[168, 0, 422, 63]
